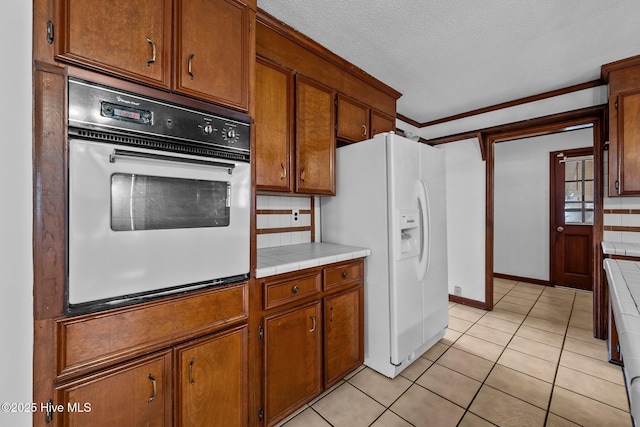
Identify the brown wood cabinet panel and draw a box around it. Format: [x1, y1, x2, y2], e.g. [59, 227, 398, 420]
[618, 90, 640, 194]
[370, 109, 396, 137]
[264, 302, 322, 426]
[295, 75, 336, 195]
[256, 13, 400, 117]
[55, 351, 172, 426]
[264, 271, 322, 310]
[336, 94, 370, 143]
[256, 58, 294, 192]
[58, 283, 248, 379]
[323, 260, 363, 292]
[174, 0, 250, 110]
[175, 325, 248, 427]
[324, 285, 364, 387]
[56, 0, 172, 88]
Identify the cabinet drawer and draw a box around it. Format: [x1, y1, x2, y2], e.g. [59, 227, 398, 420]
[264, 272, 322, 310]
[57, 283, 248, 379]
[323, 260, 363, 291]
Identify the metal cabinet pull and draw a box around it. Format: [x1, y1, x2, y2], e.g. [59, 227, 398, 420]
[292, 285, 299, 294]
[189, 358, 195, 384]
[362, 124, 367, 137]
[146, 36, 156, 66]
[342, 271, 348, 279]
[280, 163, 287, 180]
[300, 167, 306, 182]
[147, 374, 157, 404]
[309, 316, 316, 332]
[188, 53, 195, 80]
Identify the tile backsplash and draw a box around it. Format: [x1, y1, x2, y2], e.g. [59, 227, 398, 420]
[603, 155, 640, 243]
[256, 195, 315, 249]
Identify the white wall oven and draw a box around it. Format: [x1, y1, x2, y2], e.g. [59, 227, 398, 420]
[66, 78, 251, 314]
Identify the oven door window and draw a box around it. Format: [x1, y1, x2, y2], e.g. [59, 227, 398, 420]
[111, 173, 230, 231]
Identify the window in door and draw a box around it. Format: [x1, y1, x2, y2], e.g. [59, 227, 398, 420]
[563, 155, 594, 224]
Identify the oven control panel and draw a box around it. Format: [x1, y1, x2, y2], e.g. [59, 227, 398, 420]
[68, 78, 250, 159]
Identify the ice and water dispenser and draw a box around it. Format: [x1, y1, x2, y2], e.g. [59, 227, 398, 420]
[399, 210, 420, 258]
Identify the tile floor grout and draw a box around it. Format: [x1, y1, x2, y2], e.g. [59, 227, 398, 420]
[278, 280, 631, 426]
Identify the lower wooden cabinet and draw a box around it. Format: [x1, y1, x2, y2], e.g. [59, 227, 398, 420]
[55, 352, 172, 426]
[55, 325, 248, 427]
[324, 285, 364, 387]
[259, 259, 365, 426]
[175, 325, 248, 426]
[263, 302, 322, 426]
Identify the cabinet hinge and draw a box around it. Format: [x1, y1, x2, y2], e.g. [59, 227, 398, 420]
[44, 399, 53, 423]
[615, 180, 620, 190]
[46, 20, 54, 44]
[258, 326, 264, 340]
[617, 343, 621, 354]
[615, 100, 619, 109]
[258, 408, 264, 421]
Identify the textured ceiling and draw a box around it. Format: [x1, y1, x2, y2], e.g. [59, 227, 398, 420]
[258, 0, 640, 124]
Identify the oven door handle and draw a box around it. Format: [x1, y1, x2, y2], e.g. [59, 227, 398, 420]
[109, 149, 236, 174]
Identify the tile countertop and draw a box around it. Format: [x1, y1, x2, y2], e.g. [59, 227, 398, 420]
[256, 243, 371, 278]
[602, 241, 640, 257]
[603, 258, 640, 422]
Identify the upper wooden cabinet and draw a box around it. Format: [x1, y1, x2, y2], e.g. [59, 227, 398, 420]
[370, 109, 396, 137]
[55, 0, 252, 111]
[55, 0, 173, 88]
[337, 94, 397, 144]
[174, 0, 251, 110]
[602, 55, 640, 196]
[296, 75, 337, 195]
[336, 94, 370, 143]
[255, 58, 294, 192]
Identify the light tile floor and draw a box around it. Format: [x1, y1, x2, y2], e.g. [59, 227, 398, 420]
[276, 278, 632, 427]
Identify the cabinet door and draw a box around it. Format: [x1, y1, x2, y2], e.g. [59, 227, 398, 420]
[295, 76, 337, 195]
[175, 325, 248, 427]
[55, 351, 172, 426]
[370, 109, 396, 137]
[264, 302, 322, 426]
[615, 90, 640, 195]
[256, 58, 294, 192]
[174, 0, 250, 110]
[56, 0, 171, 88]
[336, 94, 370, 143]
[324, 286, 364, 387]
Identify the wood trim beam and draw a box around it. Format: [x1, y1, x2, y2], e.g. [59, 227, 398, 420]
[400, 79, 604, 128]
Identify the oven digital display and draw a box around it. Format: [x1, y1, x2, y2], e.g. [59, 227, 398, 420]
[101, 101, 152, 125]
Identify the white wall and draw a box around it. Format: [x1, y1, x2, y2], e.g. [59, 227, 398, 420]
[0, 3, 33, 427]
[441, 138, 486, 302]
[494, 128, 594, 281]
[396, 84, 606, 304]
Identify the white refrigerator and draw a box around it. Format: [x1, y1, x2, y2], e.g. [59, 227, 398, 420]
[321, 132, 448, 378]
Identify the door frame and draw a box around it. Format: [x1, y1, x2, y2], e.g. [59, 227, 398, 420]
[549, 146, 595, 290]
[482, 106, 606, 337]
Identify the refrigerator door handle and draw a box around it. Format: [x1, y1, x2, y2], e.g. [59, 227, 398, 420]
[417, 179, 431, 282]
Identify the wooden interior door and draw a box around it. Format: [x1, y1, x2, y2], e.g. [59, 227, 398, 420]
[551, 147, 594, 291]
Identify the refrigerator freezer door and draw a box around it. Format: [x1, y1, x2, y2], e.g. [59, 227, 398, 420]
[386, 135, 424, 365]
